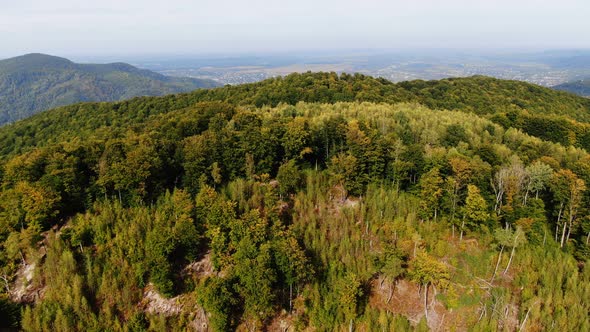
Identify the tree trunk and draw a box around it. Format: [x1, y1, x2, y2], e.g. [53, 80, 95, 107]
[424, 282, 429, 322]
[519, 306, 532, 331]
[289, 283, 293, 313]
[560, 218, 567, 248]
[556, 203, 564, 244]
[490, 245, 504, 282]
[566, 220, 573, 244]
[459, 217, 465, 241]
[386, 281, 394, 304]
[503, 245, 516, 275]
[430, 285, 438, 308]
[19, 250, 26, 266]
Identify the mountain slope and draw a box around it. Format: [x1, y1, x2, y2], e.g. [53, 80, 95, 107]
[553, 79, 590, 97]
[0, 74, 589, 331]
[1, 72, 589, 157]
[0, 101, 589, 331]
[0, 53, 220, 124]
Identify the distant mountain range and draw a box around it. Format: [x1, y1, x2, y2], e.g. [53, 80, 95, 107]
[553, 79, 590, 97]
[0, 53, 220, 125]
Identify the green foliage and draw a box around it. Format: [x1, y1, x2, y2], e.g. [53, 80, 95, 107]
[408, 251, 450, 290]
[444, 124, 469, 147]
[197, 276, 238, 332]
[0, 74, 589, 331]
[276, 159, 303, 196]
[419, 167, 443, 220]
[0, 53, 219, 125]
[337, 272, 364, 322]
[464, 184, 490, 229]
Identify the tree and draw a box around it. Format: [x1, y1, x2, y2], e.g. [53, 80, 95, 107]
[273, 234, 313, 312]
[462, 184, 490, 238]
[380, 253, 404, 304]
[211, 162, 223, 187]
[444, 124, 469, 147]
[408, 252, 450, 322]
[276, 160, 302, 197]
[503, 227, 526, 276]
[282, 117, 311, 161]
[337, 272, 364, 329]
[329, 152, 359, 199]
[419, 168, 443, 221]
[197, 276, 238, 332]
[446, 156, 473, 232]
[490, 226, 527, 281]
[524, 161, 553, 203]
[15, 181, 60, 230]
[98, 137, 162, 201]
[491, 159, 527, 217]
[550, 169, 586, 248]
[170, 190, 200, 261]
[234, 241, 276, 328]
[182, 134, 213, 192]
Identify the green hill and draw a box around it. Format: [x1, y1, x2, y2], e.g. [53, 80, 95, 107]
[0, 73, 589, 331]
[1, 72, 590, 156]
[0, 53, 220, 125]
[554, 79, 590, 97]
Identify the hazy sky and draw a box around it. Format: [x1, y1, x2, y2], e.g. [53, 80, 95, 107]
[1, 0, 589, 57]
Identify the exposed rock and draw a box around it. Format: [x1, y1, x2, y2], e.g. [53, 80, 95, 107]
[10, 261, 44, 303]
[141, 283, 183, 316]
[183, 251, 215, 279]
[190, 306, 209, 332]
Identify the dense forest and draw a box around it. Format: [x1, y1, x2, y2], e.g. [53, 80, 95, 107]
[0, 73, 589, 331]
[0, 53, 219, 125]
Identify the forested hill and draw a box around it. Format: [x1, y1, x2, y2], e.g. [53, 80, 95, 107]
[0, 53, 220, 125]
[2, 72, 590, 157]
[553, 79, 590, 97]
[193, 73, 590, 121]
[1, 72, 590, 330]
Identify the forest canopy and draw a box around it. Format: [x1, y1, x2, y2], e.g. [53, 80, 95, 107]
[0, 73, 589, 331]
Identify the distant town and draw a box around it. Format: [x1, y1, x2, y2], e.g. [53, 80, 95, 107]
[129, 50, 590, 88]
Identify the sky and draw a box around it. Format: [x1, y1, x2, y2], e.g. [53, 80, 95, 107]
[0, 0, 589, 57]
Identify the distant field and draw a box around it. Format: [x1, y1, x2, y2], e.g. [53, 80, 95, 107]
[145, 50, 590, 87]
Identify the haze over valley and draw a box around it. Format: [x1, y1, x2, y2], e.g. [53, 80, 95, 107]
[110, 49, 590, 88]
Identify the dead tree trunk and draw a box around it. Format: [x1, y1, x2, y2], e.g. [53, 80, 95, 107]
[490, 245, 504, 282]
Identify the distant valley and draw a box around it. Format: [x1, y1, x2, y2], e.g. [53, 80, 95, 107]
[0, 53, 220, 125]
[122, 50, 590, 90]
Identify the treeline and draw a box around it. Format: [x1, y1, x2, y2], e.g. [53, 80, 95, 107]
[1, 73, 589, 157]
[1, 101, 589, 330]
[491, 109, 590, 150]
